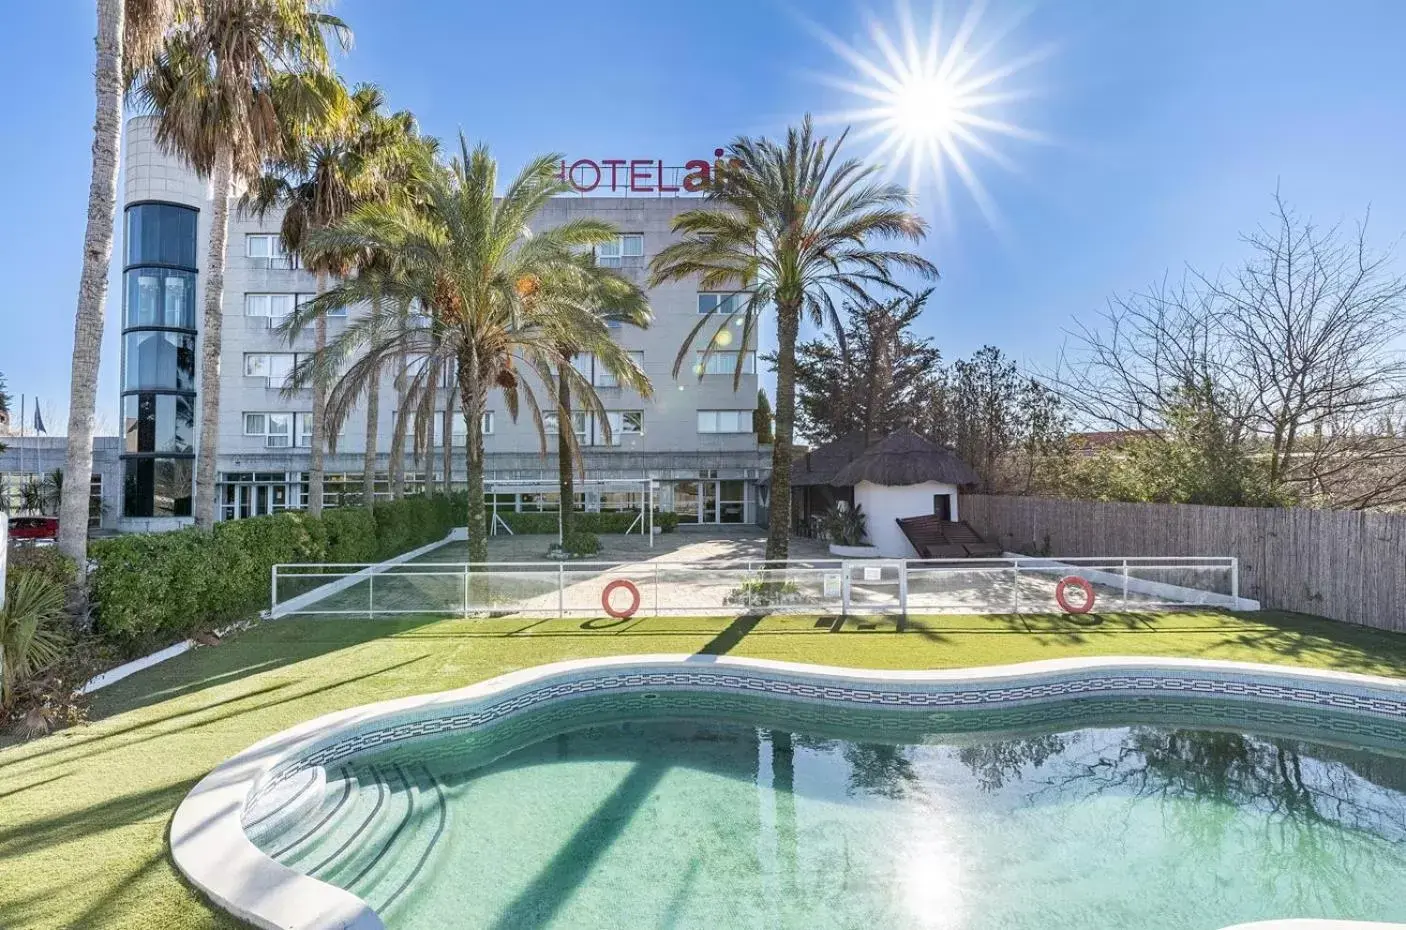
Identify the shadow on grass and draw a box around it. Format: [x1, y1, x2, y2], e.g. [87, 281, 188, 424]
[696, 613, 766, 656]
[87, 614, 448, 722]
[2, 654, 431, 774]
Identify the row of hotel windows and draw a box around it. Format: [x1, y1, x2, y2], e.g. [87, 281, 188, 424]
[241, 290, 744, 321]
[244, 232, 647, 271]
[242, 411, 497, 448]
[243, 231, 749, 313]
[244, 293, 345, 320]
[244, 233, 647, 270]
[240, 350, 756, 388]
[240, 407, 753, 448]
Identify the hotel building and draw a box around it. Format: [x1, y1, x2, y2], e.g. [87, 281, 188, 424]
[117, 116, 767, 531]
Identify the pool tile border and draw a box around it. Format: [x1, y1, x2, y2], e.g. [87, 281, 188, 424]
[169, 655, 1406, 930]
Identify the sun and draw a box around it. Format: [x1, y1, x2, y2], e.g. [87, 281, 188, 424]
[809, 0, 1053, 232]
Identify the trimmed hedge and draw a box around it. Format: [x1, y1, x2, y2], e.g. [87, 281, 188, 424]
[499, 510, 680, 535]
[90, 495, 462, 643]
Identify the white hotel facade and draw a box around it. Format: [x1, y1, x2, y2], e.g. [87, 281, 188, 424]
[118, 116, 768, 531]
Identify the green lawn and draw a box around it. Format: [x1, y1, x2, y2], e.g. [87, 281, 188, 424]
[4, 608, 1406, 930]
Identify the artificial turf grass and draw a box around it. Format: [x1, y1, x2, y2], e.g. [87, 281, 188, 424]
[3, 609, 1406, 929]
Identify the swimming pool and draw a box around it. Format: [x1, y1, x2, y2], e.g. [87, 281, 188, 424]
[172, 657, 1406, 930]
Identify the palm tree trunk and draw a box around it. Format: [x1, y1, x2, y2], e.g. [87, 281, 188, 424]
[362, 366, 379, 506]
[765, 305, 801, 562]
[307, 272, 328, 517]
[460, 362, 488, 563]
[441, 373, 456, 497]
[389, 352, 407, 500]
[58, 0, 124, 570]
[193, 143, 234, 529]
[558, 365, 574, 542]
[423, 375, 439, 496]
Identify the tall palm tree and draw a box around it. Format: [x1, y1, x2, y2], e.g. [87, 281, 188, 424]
[58, 0, 189, 565]
[552, 267, 652, 542]
[650, 116, 937, 561]
[129, 0, 350, 529]
[292, 137, 650, 561]
[246, 83, 421, 517]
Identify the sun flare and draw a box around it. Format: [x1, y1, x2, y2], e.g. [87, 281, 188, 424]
[810, 0, 1053, 231]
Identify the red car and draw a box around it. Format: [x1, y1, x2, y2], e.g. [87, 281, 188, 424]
[8, 516, 59, 542]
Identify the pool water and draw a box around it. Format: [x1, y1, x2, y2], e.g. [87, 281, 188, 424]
[247, 694, 1406, 930]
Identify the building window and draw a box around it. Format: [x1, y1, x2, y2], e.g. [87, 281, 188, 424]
[433, 411, 493, 444]
[577, 351, 644, 388]
[694, 350, 756, 376]
[602, 410, 644, 445]
[244, 293, 302, 321]
[123, 393, 195, 454]
[123, 330, 196, 391]
[244, 353, 300, 386]
[122, 457, 193, 518]
[246, 234, 299, 269]
[243, 411, 294, 448]
[595, 234, 644, 268]
[544, 411, 588, 435]
[697, 410, 752, 433]
[698, 292, 748, 315]
[125, 269, 196, 329]
[126, 203, 198, 268]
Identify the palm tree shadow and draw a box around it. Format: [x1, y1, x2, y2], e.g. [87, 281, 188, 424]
[696, 613, 766, 656]
[487, 760, 670, 930]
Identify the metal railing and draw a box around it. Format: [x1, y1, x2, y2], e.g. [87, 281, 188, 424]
[270, 556, 1243, 619]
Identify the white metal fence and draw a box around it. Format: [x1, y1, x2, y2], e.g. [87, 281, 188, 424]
[270, 556, 1246, 619]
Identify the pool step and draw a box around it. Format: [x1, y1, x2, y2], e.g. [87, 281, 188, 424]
[277, 765, 388, 875]
[354, 764, 451, 915]
[256, 762, 450, 911]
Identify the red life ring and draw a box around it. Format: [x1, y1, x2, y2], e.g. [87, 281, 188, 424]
[602, 579, 641, 619]
[1055, 575, 1096, 614]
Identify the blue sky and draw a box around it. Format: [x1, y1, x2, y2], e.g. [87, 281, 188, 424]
[4, 0, 1406, 431]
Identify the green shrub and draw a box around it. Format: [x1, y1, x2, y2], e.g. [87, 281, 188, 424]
[5, 546, 77, 588]
[1, 570, 70, 709]
[322, 507, 377, 562]
[90, 495, 462, 644]
[562, 531, 600, 556]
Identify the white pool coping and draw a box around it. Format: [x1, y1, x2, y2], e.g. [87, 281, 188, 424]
[168, 655, 1406, 930]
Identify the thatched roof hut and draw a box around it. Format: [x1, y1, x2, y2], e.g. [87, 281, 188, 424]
[789, 431, 870, 488]
[831, 429, 979, 488]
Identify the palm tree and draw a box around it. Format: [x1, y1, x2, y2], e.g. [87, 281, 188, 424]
[552, 268, 652, 542]
[649, 116, 937, 561]
[245, 84, 421, 517]
[58, 0, 190, 564]
[129, 0, 350, 529]
[292, 137, 650, 561]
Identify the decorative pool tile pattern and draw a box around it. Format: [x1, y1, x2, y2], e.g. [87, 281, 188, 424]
[245, 662, 1406, 817]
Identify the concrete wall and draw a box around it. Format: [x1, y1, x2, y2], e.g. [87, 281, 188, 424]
[854, 480, 960, 557]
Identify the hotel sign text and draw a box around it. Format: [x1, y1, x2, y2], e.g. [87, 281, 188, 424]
[557, 149, 740, 194]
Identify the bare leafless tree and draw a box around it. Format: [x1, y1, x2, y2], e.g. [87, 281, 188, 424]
[1051, 193, 1406, 510]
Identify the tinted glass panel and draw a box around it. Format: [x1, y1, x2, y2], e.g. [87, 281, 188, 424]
[122, 457, 193, 517]
[125, 269, 196, 328]
[125, 203, 198, 268]
[123, 393, 195, 454]
[124, 331, 195, 391]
